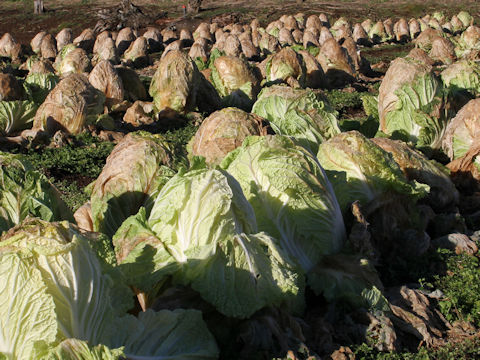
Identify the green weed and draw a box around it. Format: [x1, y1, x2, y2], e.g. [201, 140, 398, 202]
[18, 132, 114, 212]
[25, 140, 114, 178]
[354, 336, 480, 359]
[324, 89, 364, 113]
[54, 178, 90, 212]
[361, 43, 413, 65]
[434, 249, 480, 326]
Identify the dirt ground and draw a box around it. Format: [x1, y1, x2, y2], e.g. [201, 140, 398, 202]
[1, 0, 480, 45]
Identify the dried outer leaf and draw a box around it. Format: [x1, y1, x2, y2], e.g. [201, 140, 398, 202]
[123, 100, 154, 126]
[278, 28, 296, 46]
[90, 131, 175, 237]
[390, 304, 435, 345]
[116, 27, 136, 55]
[116, 66, 147, 101]
[122, 36, 149, 68]
[73, 28, 95, 53]
[387, 286, 450, 347]
[55, 47, 91, 76]
[409, 19, 421, 39]
[348, 201, 377, 260]
[342, 37, 361, 72]
[333, 24, 352, 43]
[28, 58, 56, 75]
[353, 23, 370, 46]
[291, 29, 303, 45]
[315, 29, 329, 48]
[266, 47, 306, 87]
[303, 30, 320, 48]
[144, 27, 163, 52]
[0, 33, 21, 60]
[295, 12, 306, 27]
[259, 32, 280, 55]
[31, 31, 47, 54]
[74, 201, 94, 232]
[365, 312, 397, 352]
[56, 28, 73, 51]
[40, 34, 57, 60]
[429, 36, 456, 65]
[163, 40, 185, 59]
[190, 107, 268, 165]
[306, 15, 322, 31]
[240, 38, 259, 60]
[414, 29, 442, 52]
[372, 137, 459, 210]
[460, 25, 480, 50]
[383, 18, 394, 38]
[394, 18, 410, 42]
[93, 32, 112, 55]
[148, 50, 200, 114]
[330, 346, 355, 360]
[189, 43, 208, 65]
[443, 98, 480, 160]
[93, 35, 119, 65]
[317, 38, 355, 87]
[451, 16, 464, 33]
[285, 14, 301, 30]
[447, 141, 480, 188]
[266, 20, 282, 37]
[33, 73, 105, 135]
[298, 50, 326, 89]
[432, 233, 478, 255]
[88, 60, 125, 108]
[0, 73, 23, 102]
[407, 48, 435, 66]
[362, 19, 373, 34]
[224, 34, 242, 57]
[211, 55, 260, 109]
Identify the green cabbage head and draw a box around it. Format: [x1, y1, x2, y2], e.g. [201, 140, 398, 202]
[0, 100, 37, 135]
[252, 85, 340, 153]
[24, 72, 59, 104]
[441, 60, 480, 109]
[221, 135, 346, 273]
[317, 131, 428, 213]
[0, 219, 219, 360]
[0, 153, 73, 234]
[379, 57, 447, 150]
[113, 165, 301, 318]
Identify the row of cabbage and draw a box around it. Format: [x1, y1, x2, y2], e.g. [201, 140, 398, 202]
[0, 9, 474, 65]
[1, 13, 480, 138]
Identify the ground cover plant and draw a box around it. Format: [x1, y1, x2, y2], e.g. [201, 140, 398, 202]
[2, 1, 480, 359]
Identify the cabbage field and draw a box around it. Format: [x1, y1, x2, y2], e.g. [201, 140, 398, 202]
[2, 2, 480, 359]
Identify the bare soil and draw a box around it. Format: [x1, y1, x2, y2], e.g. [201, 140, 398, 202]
[1, 0, 480, 46]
